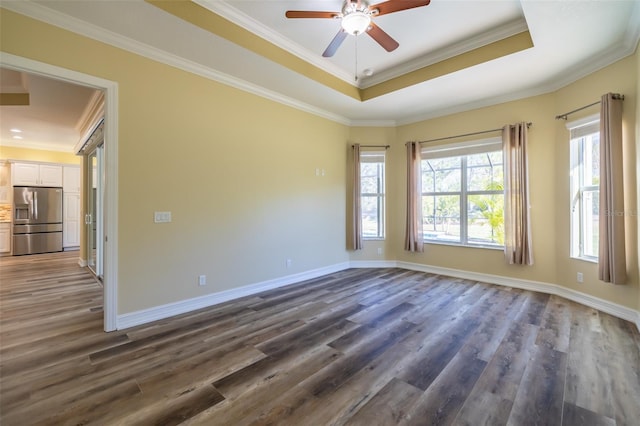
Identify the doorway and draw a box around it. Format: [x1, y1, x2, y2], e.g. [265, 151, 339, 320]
[2, 53, 119, 331]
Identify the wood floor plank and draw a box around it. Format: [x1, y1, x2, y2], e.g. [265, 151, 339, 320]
[452, 391, 513, 426]
[506, 345, 567, 426]
[304, 320, 418, 399]
[564, 305, 616, 419]
[186, 346, 341, 425]
[106, 383, 226, 426]
[535, 295, 573, 353]
[2, 252, 639, 425]
[395, 287, 495, 391]
[243, 324, 423, 425]
[343, 378, 423, 425]
[562, 402, 616, 426]
[455, 320, 538, 423]
[514, 291, 550, 326]
[400, 345, 488, 426]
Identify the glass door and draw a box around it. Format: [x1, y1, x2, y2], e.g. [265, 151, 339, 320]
[85, 144, 103, 278]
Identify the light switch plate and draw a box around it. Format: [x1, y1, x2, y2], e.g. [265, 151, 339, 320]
[154, 211, 172, 223]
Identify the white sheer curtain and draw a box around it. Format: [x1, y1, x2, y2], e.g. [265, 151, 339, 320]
[349, 144, 363, 250]
[503, 122, 534, 265]
[404, 141, 423, 252]
[598, 93, 626, 284]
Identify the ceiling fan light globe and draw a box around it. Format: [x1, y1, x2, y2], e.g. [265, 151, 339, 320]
[341, 12, 371, 35]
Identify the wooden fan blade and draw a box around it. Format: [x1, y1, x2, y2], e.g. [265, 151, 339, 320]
[285, 11, 340, 19]
[322, 30, 348, 57]
[366, 22, 399, 52]
[369, 0, 430, 16]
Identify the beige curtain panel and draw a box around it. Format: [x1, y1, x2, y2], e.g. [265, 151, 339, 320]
[404, 141, 423, 252]
[503, 122, 534, 265]
[349, 144, 363, 250]
[598, 93, 626, 284]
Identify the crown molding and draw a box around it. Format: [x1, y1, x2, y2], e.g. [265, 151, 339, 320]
[395, 36, 639, 126]
[622, 2, 640, 50]
[2, 0, 638, 129]
[350, 119, 397, 127]
[194, 0, 355, 85]
[76, 90, 104, 137]
[1, 1, 352, 126]
[360, 18, 529, 88]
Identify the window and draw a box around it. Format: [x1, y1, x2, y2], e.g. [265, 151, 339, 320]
[421, 139, 504, 247]
[569, 116, 600, 260]
[360, 151, 385, 239]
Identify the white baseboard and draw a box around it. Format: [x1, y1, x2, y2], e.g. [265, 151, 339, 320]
[116, 258, 640, 333]
[78, 258, 87, 267]
[349, 260, 397, 268]
[116, 261, 350, 330]
[396, 261, 640, 328]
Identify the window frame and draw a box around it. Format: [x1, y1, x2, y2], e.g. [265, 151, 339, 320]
[360, 150, 386, 240]
[421, 137, 504, 249]
[568, 115, 600, 262]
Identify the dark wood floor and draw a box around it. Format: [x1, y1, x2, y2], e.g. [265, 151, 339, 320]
[1, 252, 639, 425]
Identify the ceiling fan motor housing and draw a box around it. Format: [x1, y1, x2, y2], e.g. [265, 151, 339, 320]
[341, 1, 373, 35]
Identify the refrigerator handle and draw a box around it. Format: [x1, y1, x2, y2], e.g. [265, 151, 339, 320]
[34, 191, 38, 220]
[28, 191, 34, 219]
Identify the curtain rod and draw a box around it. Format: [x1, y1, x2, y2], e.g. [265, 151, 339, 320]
[555, 93, 625, 120]
[416, 122, 532, 145]
[352, 144, 390, 149]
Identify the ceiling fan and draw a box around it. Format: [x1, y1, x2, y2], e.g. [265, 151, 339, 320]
[285, 0, 431, 57]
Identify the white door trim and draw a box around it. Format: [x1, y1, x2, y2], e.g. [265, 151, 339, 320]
[1, 52, 119, 332]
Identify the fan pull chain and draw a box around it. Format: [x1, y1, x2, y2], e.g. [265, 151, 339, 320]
[354, 34, 358, 82]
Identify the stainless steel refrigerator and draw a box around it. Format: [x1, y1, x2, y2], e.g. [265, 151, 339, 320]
[13, 186, 63, 255]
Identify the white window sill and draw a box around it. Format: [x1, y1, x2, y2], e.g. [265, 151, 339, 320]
[424, 240, 504, 251]
[570, 255, 598, 264]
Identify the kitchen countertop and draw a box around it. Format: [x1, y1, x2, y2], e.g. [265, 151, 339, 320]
[0, 204, 12, 223]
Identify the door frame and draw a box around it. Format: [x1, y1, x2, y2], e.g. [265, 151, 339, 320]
[2, 53, 119, 331]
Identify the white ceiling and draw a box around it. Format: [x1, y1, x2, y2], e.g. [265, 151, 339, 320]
[1, 0, 639, 152]
[0, 68, 100, 152]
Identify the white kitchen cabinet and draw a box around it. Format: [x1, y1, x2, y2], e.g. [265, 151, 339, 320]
[63, 166, 81, 249]
[12, 162, 63, 187]
[0, 223, 10, 254]
[0, 161, 10, 203]
[63, 165, 81, 193]
[63, 192, 81, 248]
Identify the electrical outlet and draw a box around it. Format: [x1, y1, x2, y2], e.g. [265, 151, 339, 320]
[198, 275, 206, 286]
[286, 259, 292, 269]
[577, 272, 583, 283]
[377, 247, 383, 255]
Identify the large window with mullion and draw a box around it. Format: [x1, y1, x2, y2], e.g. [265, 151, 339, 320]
[422, 138, 504, 247]
[360, 151, 386, 239]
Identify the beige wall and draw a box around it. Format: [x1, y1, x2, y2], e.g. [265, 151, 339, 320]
[0, 145, 81, 164]
[554, 55, 638, 309]
[393, 94, 561, 285]
[1, 8, 638, 316]
[366, 54, 637, 310]
[347, 126, 397, 261]
[1, 9, 350, 314]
